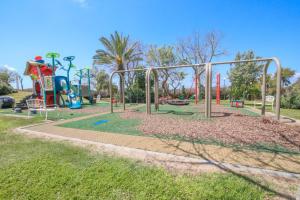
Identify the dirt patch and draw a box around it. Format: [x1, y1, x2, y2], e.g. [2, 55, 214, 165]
[120, 105, 300, 152]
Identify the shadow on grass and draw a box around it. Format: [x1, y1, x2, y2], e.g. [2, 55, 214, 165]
[151, 129, 300, 199]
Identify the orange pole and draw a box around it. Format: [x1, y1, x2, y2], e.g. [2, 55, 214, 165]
[216, 73, 221, 105]
[198, 74, 201, 101]
[194, 76, 198, 104]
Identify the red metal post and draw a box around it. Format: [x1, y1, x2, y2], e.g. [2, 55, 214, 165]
[198, 74, 201, 101]
[216, 73, 220, 105]
[194, 76, 198, 104]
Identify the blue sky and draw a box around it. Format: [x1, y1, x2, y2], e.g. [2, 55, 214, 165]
[0, 0, 299, 88]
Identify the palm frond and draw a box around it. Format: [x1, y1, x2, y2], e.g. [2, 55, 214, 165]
[94, 31, 142, 71]
[100, 37, 115, 55]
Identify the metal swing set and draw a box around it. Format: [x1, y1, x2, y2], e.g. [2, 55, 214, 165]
[109, 57, 282, 120]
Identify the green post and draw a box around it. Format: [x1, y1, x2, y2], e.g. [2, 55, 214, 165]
[63, 56, 76, 92]
[78, 69, 83, 104]
[46, 52, 60, 106]
[51, 57, 56, 106]
[87, 68, 91, 104]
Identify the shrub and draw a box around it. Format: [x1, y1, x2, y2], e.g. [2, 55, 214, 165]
[281, 93, 300, 109]
[291, 94, 300, 109]
[0, 82, 13, 95]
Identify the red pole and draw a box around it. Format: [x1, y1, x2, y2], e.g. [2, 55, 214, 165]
[198, 74, 201, 102]
[194, 76, 198, 104]
[216, 73, 220, 105]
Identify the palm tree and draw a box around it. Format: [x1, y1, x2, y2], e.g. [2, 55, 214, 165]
[93, 31, 142, 103]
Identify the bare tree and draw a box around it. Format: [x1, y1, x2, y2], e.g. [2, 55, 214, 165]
[177, 31, 226, 102]
[19, 76, 24, 91]
[169, 71, 186, 97]
[146, 45, 178, 96]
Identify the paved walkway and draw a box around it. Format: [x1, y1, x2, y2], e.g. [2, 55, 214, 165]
[14, 109, 300, 179]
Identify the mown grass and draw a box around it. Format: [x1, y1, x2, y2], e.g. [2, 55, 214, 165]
[0, 101, 139, 122]
[0, 116, 268, 199]
[269, 108, 300, 120]
[0, 108, 87, 121]
[156, 134, 300, 155]
[0, 91, 32, 102]
[221, 99, 300, 120]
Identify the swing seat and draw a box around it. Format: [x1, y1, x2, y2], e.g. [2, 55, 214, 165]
[230, 100, 244, 108]
[167, 99, 190, 106]
[112, 98, 117, 104]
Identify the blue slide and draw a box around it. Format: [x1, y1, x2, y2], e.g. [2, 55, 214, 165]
[68, 93, 82, 109]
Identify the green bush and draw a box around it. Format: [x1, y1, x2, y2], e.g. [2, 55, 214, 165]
[0, 82, 13, 95]
[281, 93, 300, 109]
[291, 94, 300, 109]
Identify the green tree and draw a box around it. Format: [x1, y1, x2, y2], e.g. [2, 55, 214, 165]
[267, 67, 296, 95]
[0, 70, 11, 84]
[181, 85, 187, 98]
[93, 31, 142, 102]
[292, 77, 300, 91]
[228, 50, 263, 99]
[146, 45, 178, 96]
[95, 70, 110, 96]
[0, 69, 14, 95]
[279, 67, 295, 87]
[280, 77, 300, 109]
[126, 69, 146, 103]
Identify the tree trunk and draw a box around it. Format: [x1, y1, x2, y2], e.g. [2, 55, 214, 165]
[117, 62, 125, 103]
[119, 74, 124, 103]
[162, 80, 170, 96]
[16, 75, 20, 90]
[193, 69, 198, 104]
[20, 78, 24, 91]
[197, 67, 204, 102]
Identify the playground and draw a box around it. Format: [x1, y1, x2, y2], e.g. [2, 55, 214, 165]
[1, 53, 299, 158]
[1, 0, 300, 198]
[0, 34, 299, 200]
[1, 56, 300, 199]
[57, 102, 300, 153]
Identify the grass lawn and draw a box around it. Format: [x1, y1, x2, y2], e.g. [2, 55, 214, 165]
[221, 99, 300, 120]
[270, 108, 300, 120]
[0, 101, 138, 121]
[0, 91, 32, 102]
[0, 108, 88, 121]
[0, 116, 268, 199]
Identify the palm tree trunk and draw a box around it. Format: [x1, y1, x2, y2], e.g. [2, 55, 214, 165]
[119, 72, 125, 103]
[119, 77, 123, 103]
